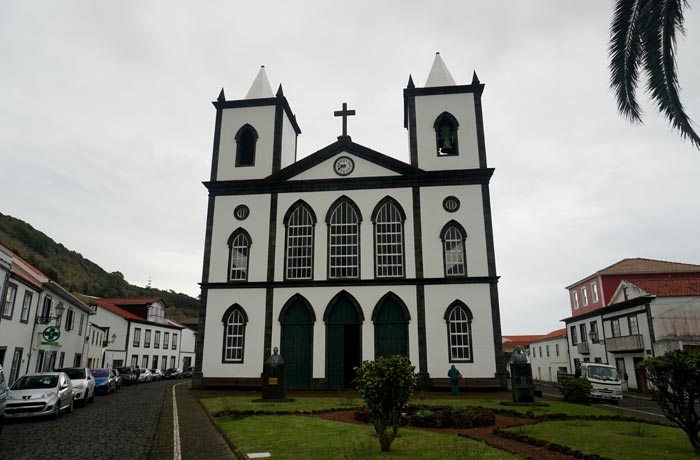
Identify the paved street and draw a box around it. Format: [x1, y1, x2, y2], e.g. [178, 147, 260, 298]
[0, 380, 175, 460]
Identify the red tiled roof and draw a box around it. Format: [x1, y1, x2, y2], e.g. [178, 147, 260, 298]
[599, 258, 700, 275]
[502, 335, 544, 351]
[97, 297, 163, 305]
[628, 278, 700, 297]
[530, 328, 567, 343]
[92, 299, 143, 321]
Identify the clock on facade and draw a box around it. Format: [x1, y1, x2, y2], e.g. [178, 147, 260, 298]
[333, 156, 355, 176]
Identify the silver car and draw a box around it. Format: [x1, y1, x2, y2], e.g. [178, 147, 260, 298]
[5, 372, 74, 419]
[56, 367, 95, 406]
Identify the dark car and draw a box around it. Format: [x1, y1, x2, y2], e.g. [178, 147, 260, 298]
[164, 368, 182, 379]
[182, 367, 194, 378]
[117, 366, 136, 385]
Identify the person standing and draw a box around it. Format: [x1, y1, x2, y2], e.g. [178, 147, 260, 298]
[134, 366, 140, 385]
[447, 365, 462, 395]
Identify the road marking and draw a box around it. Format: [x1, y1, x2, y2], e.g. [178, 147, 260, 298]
[173, 383, 184, 460]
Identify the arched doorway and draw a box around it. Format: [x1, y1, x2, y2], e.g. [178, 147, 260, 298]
[373, 293, 409, 358]
[280, 296, 314, 389]
[325, 292, 363, 390]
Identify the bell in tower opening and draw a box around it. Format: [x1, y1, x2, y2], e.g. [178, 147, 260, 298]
[434, 111, 459, 156]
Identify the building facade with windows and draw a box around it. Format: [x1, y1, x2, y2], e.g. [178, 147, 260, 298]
[528, 329, 569, 383]
[196, 54, 506, 389]
[92, 298, 191, 371]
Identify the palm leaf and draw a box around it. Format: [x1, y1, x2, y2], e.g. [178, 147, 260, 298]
[609, 0, 646, 122]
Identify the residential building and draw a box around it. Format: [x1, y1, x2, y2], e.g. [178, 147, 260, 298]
[197, 55, 506, 389]
[528, 328, 569, 383]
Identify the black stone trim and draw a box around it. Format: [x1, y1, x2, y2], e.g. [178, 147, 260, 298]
[213, 96, 301, 135]
[210, 105, 223, 181]
[473, 86, 488, 169]
[275, 137, 420, 181]
[405, 90, 418, 165]
[481, 184, 497, 278]
[221, 304, 248, 364]
[277, 293, 317, 323]
[202, 276, 499, 290]
[416, 285, 428, 376]
[195, 194, 216, 374]
[405, 83, 485, 98]
[264, 287, 274, 361]
[411, 187, 423, 279]
[322, 290, 365, 323]
[444, 300, 475, 364]
[488, 283, 507, 379]
[263, 194, 278, 361]
[272, 100, 283, 173]
[205, 168, 494, 196]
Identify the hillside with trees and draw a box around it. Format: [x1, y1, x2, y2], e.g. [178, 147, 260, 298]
[0, 212, 199, 320]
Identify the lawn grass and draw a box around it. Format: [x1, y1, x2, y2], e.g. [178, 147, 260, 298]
[504, 420, 695, 460]
[219, 415, 524, 459]
[415, 398, 612, 417]
[199, 395, 363, 414]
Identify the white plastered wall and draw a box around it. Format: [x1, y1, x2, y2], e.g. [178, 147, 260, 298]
[289, 152, 401, 181]
[424, 283, 496, 378]
[217, 106, 276, 181]
[208, 194, 271, 283]
[274, 188, 415, 281]
[420, 185, 489, 278]
[414, 93, 479, 171]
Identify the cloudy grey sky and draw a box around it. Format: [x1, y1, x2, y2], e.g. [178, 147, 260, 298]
[2, 1, 699, 334]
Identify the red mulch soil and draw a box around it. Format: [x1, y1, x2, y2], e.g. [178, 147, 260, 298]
[316, 410, 579, 460]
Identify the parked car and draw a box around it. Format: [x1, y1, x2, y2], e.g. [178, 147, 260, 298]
[138, 369, 153, 383]
[111, 369, 122, 390]
[91, 368, 116, 394]
[56, 367, 95, 406]
[149, 369, 164, 381]
[182, 367, 194, 378]
[164, 368, 182, 379]
[0, 365, 7, 434]
[5, 372, 73, 419]
[117, 366, 137, 385]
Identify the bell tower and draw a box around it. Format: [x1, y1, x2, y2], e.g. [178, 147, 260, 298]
[209, 66, 301, 182]
[403, 53, 487, 171]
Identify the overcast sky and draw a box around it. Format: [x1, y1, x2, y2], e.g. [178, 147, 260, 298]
[2, 1, 699, 335]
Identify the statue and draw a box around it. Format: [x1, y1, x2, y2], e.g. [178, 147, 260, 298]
[510, 346, 534, 402]
[255, 346, 293, 402]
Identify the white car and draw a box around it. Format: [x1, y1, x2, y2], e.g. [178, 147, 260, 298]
[5, 372, 74, 419]
[56, 367, 95, 406]
[138, 369, 153, 383]
[0, 365, 7, 434]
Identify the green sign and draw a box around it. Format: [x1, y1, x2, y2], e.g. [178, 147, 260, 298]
[41, 341, 59, 346]
[42, 326, 61, 342]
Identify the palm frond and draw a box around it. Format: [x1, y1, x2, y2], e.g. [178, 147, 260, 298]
[609, 0, 646, 122]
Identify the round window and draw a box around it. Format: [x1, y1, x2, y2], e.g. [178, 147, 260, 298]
[233, 205, 250, 220]
[443, 196, 460, 213]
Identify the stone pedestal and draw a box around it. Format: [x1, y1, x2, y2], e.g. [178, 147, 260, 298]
[254, 347, 294, 403]
[511, 362, 534, 403]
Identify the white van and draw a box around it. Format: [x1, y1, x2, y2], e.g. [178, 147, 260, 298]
[0, 365, 7, 434]
[580, 363, 623, 403]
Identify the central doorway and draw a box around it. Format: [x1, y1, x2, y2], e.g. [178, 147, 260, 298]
[326, 292, 363, 390]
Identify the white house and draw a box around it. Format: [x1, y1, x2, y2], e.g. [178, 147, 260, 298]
[92, 298, 188, 371]
[528, 329, 569, 383]
[564, 278, 700, 391]
[196, 54, 506, 389]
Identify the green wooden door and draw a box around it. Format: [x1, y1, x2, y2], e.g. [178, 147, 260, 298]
[281, 300, 313, 389]
[326, 295, 361, 390]
[375, 297, 408, 358]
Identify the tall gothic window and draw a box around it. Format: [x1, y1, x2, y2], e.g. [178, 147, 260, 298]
[372, 197, 405, 278]
[222, 304, 248, 363]
[434, 112, 459, 156]
[227, 228, 251, 281]
[284, 201, 316, 280]
[445, 301, 473, 362]
[235, 124, 258, 167]
[327, 197, 361, 278]
[440, 221, 467, 277]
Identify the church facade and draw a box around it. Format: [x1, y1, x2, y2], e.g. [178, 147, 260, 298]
[195, 54, 507, 390]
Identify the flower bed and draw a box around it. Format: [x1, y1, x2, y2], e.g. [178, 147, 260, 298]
[354, 405, 496, 429]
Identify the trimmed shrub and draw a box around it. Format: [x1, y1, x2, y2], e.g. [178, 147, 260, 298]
[561, 378, 592, 404]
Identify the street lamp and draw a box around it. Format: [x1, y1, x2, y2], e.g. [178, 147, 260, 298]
[37, 301, 65, 325]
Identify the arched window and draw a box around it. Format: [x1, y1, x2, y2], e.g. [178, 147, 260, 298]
[222, 304, 248, 363]
[440, 221, 467, 277]
[326, 196, 362, 279]
[227, 229, 251, 281]
[445, 301, 473, 362]
[235, 124, 258, 167]
[434, 112, 459, 156]
[372, 197, 406, 278]
[284, 201, 316, 280]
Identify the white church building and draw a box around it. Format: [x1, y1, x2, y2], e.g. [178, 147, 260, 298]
[195, 54, 507, 390]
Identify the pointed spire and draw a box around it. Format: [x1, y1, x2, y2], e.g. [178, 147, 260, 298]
[217, 88, 226, 102]
[407, 74, 415, 89]
[425, 52, 457, 87]
[276, 84, 284, 97]
[472, 71, 480, 85]
[245, 65, 274, 99]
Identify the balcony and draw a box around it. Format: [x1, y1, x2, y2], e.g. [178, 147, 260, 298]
[577, 341, 590, 354]
[605, 334, 644, 353]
